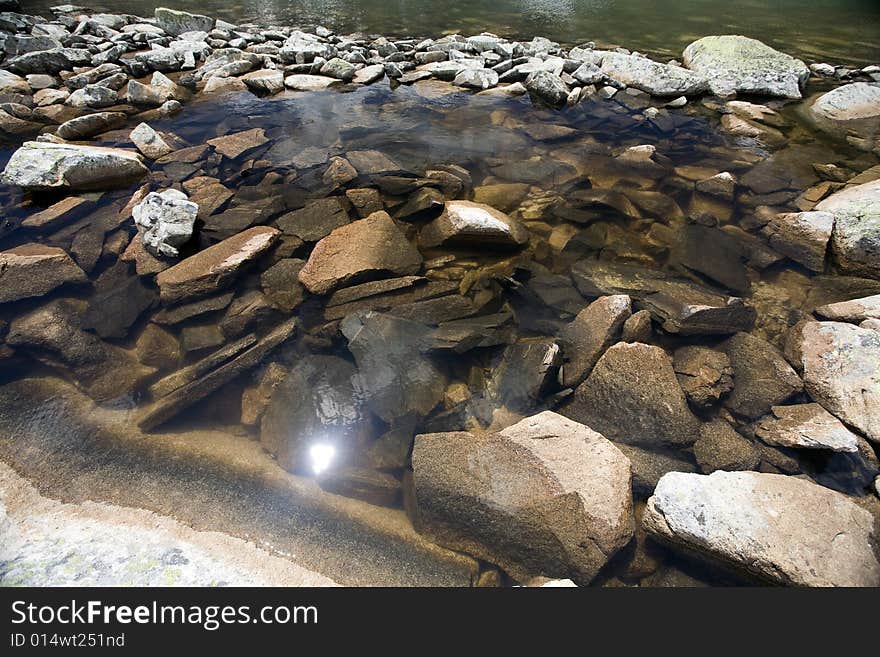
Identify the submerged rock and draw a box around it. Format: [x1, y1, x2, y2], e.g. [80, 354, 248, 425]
[0, 244, 86, 303]
[559, 295, 631, 388]
[154, 7, 214, 36]
[644, 471, 880, 586]
[682, 35, 809, 98]
[756, 403, 860, 452]
[1, 142, 147, 190]
[562, 342, 702, 448]
[155, 226, 279, 304]
[412, 411, 634, 584]
[82, 261, 156, 339]
[814, 180, 880, 279]
[298, 211, 423, 294]
[793, 321, 880, 443]
[132, 189, 198, 258]
[420, 200, 529, 249]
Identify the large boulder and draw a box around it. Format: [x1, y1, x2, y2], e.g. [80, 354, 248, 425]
[1, 142, 148, 191]
[793, 321, 880, 443]
[599, 52, 707, 97]
[808, 82, 880, 151]
[420, 200, 529, 249]
[340, 311, 446, 423]
[412, 411, 634, 584]
[682, 35, 809, 98]
[0, 244, 86, 303]
[154, 7, 214, 36]
[814, 180, 880, 279]
[644, 471, 880, 586]
[298, 211, 423, 294]
[155, 226, 279, 304]
[561, 342, 702, 448]
[673, 346, 734, 409]
[524, 70, 569, 107]
[260, 355, 373, 473]
[132, 189, 198, 258]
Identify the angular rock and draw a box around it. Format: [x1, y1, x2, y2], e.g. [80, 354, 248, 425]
[412, 411, 634, 584]
[421, 200, 529, 249]
[207, 128, 268, 160]
[353, 64, 385, 85]
[794, 321, 880, 443]
[156, 226, 279, 304]
[600, 52, 707, 96]
[524, 70, 569, 107]
[559, 295, 631, 388]
[756, 403, 860, 452]
[133, 189, 198, 258]
[240, 69, 284, 95]
[483, 339, 561, 415]
[276, 197, 349, 242]
[815, 294, 880, 323]
[1, 141, 147, 191]
[682, 35, 809, 98]
[453, 68, 498, 90]
[644, 471, 880, 586]
[56, 111, 127, 140]
[673, 346, 734, 409]
[562, 342, 702, 448]
[130, 122, 174, 160]
[241, 362, 288, 427]
[320, 57, 356, 81]
[721, 332, 802, 420]
[260, 258, 306, 313]
[764, 211, 833, 272]
[0, 244, 87, 303]
[815, 180, 880, 279]
[20, 196, 90, 232]
[298, 211, 423, 294]
[82, 261, 156, 339]
[154, 7, 214, 36]
[693, 420, 760, 473]
[135, 323, 181, 371]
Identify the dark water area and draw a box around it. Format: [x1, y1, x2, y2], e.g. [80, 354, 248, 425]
[23, 0, 880, 65]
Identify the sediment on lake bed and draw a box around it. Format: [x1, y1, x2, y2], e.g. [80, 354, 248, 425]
[0, 6, 879, 587]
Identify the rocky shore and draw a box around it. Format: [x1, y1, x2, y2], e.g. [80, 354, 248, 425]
[1, 5, 879, 586]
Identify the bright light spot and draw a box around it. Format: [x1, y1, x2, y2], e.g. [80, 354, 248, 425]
[309, 443, 336, 476]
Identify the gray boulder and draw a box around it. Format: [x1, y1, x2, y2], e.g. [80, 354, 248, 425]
[644, 471, 880, 586]
[682, 35, 809, 98]
[154, 7, 214, 36]
[132, 189, 198, 258]
[756, 403, 860, 452]
[815, 180, 880, 279]
[0, 244, 86, 303]
[600, 52, 707, 96]
[412, 411, 634, 584]
[809, 82, 880, 151]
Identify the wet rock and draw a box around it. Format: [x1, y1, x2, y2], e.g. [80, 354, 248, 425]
[0, 244, 86, 303]
[260, 258, 306, 313]
[682, 35, 809, 98]
[20, 196, 90, 232]
[6, 300, 154, 402]
[673, 224, 750, 293]
[755, 403, 860, 452]
[562, 342, 702, 448]
[241, 362, 288, 427]
[453, 68, 498, 90]
[180, 323, 225, 353]
[815, 294, 880, 323]
[341, 311, 445, 423]
[219, 290, 279, 340]
[277, 197, 350, 242]
[183, 177, 233, 219]
[483, 339, 561, 415]
[793, 321, 880, 443]
[695, 172, 736, 200]
[693, 420, 760, 473]
[396, 187, 445, 221]
[129, 122, 174, 160]
[412, 411, 634, 584]
[763, 211, 833, 272]
[814, 180, 880, 279]
[809, 82, 880, 151]
[472, 183, 530, 211]
[154, 7, 214, 37]
[673, 346, 734, 409]
[423, 312, 516, 353]
[721, 332, 802, 420]
[318, 467, 402, 507]
[132, 189, 198, 258]
[345, 149, 401, 176]
[620, 309, 652, 343]
[207, 128, 268, 160]
[1, 141, 147, 190]
[322, 157, 358, 188]
[260, 353, 372, 473]
[298, 211, 422, 295]
[120, 235, 170, 277]
[559, 295, 631, 388]
[421, 200, 529, 248]
[524, 70, 570, 107]
[644, 471, 880, 586]
[82, 261, 156, 339]
[135, 323, 181, 371]
[140, 318, 296, 431]
[599, 52, 707, 96]
[56, 111, 127, 140]
[156, 226, 279, 304]
[240, 69, 284, 95]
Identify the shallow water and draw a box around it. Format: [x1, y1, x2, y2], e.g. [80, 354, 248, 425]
[25, 0, 880, 65]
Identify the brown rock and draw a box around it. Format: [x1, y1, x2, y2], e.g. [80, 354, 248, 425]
[0, 243, 87, 303]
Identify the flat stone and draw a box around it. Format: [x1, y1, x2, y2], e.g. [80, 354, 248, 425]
[0, 243, 86, 303]
[562, 342, 702, 448]
[345, 149, 401, 175]
[644, 471, 880, 586]
[1, 141, 147, 191]
[412, 411, 634, 584]
[276, 197, 350, 242]
[756, 403, 860, 452]
[420, 200, 529, 248]
[156, 226, 279, 304]
[298, 211, 423, 294]
[815, 294, 880, 323]
[682, 35, 809, 98]
[353, 64, 385, 85]
[21, 196, 90, 231]
[207, 128, 268, 160]
[283, 74, 341, 91]
[240, 69, 284, 95]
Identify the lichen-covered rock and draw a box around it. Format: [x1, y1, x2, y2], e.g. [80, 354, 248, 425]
[1, 141, 148, 191]
[682, 35, 809, 98]
[559, 295, 631, 388]
[644, 471, 880, 586]
[412, 411, 634, 584]
[815, 180, 880, 279]
[132, 189, 198, 258]
[809, 82, 880, 151]
[600, 52, 707, 96]
[154, 7, 214, 36]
